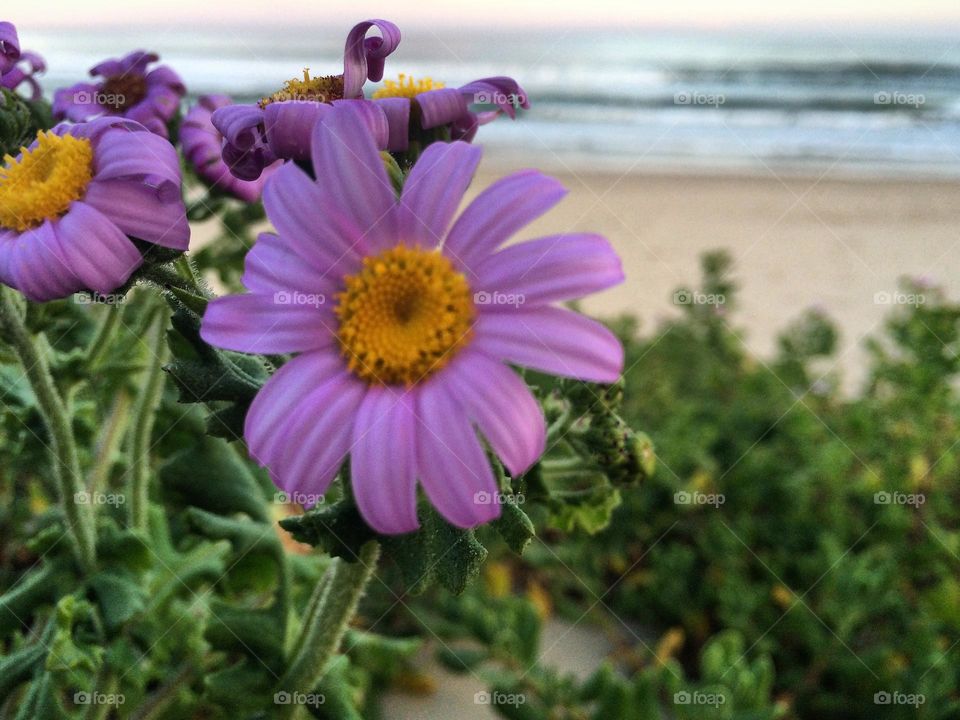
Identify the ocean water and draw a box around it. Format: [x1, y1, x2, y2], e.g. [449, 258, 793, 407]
[24, 25, 960, 177]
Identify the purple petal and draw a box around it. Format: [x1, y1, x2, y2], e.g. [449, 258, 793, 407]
[443, 170, 566, 275]
[342, 20, 401, 98]
[91, 126, 182, 199]
[91, 51, 157, 79]
[473, 234, 623, 306]
[263, 101, 329, 162]
[445, 350, 545, 477]
[351, 386, 419, 534]
[310, 104, 396, 251]
[270, 371, 366, 497]
[245, 350, 345, 466]
[473, 306, 624, 383]
[82, 179, 189, 250]
[330, 98, 391, 149]
[242, 231, 340, 297]
[461, 76, 530, 117]
[0, 22, 20, 73]
[6, 223, 78, 302]
[211, 103, 264, 152]
[415, 377, 500, 529]
[145, 64, 185, 95]
[52, 83, 101, 122]
[373, 97, 410, 152]
[200, 294, 338, 354]
[55, 202, 143, 294]
[262, 162, 364, 271]
[397, 141, 481, 247]
[416, 88, 469, 129]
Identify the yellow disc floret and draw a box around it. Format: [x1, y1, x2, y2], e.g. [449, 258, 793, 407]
[336, 245, 475, 386]
[259, 68, 345, 108]
[0, 131, 94, 232]
[372, 73, 445, 100]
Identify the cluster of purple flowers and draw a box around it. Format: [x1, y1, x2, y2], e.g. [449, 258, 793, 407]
[0, 18, 623, 535]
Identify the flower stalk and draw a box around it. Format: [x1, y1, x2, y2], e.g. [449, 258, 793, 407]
[277, 541, 380, 719]
[0, 287, 96, 572]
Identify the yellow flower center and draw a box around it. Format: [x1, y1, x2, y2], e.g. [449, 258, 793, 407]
[336, 245, 475, 386]
[0, 131, 94, 232]
[372, 73, 445, 100]
[259, 68, 345, 108]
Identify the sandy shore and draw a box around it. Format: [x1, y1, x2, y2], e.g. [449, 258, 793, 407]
[468, 162, 960, 390]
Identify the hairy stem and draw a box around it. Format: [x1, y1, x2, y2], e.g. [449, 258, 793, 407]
[0, 288, 96, 573]
[277, 542, 380, 719]
[127, 309, 170, 531]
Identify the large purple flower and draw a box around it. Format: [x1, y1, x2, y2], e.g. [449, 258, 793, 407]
[373, 75, 529, 151]
[0, 118, 189, 302]
[0, 21, 45, 99]
[53, 51, 185, 138]
[200, 105, 623, 534]
[181, 95, 278, 202]
[211, 19, 400, 181]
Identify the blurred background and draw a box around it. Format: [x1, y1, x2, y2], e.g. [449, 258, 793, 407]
[11, 3, 960, 718]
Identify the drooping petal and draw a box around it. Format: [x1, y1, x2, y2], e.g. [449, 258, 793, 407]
[330, 98, 391, 149]
[373, 96, 410, 151]
[0, 22, 20, 73]
[263, 101, 329, 162]
[460, 76, 531, 118]
[310, 104, 396, 251]
[6, 222, 78, 302]
[473, 233, 623, 306]
[200, 294, 338, 354]
[416, 87, 469, 129]
[396, 141, 481, 247]
[242, 231, 340, 298]
[91, 126, 182, 200]
[211, 103, 264, 152]
[82, 179, 189, 250]
[244, 350, 346, 466]
[443, 170, 567, 275]
[473, 306, 624, 383]
[54, 202, 143, 294]
[445, 350, 546, 477]
[351, 386, 419, 534]
[52, 83, 101, 122]
[342, 20, 402, 98]
[262, 162, 365, 270]
[415, 377, 500, 529]
[270, 371, 366, 498]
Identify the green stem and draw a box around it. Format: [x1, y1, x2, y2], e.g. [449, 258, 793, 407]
[277, 542, 380, 720]
[141, 263, 205, 297]
[127, 310, 170, 531]
[0, 289, 96, 573]
[83, 304, 122, 371]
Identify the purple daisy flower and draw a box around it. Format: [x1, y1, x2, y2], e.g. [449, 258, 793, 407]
[0, 118, 189, 302]
[0, 21, 45, 99]
[373, 74, 529, 151]
[211, 19, 400, 182]
[52, 51, 185, 138]
[200, 104, 624, 535]
[181, 95, 279, 202]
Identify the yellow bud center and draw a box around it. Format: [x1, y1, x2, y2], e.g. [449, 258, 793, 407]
[0, 131, 94, 232]
[372, 73, 445, 100]
[259, 68, 345, 108]
[336, 245, 475, 386]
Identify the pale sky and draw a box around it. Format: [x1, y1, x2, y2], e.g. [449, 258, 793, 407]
[14, 0, 960, 29]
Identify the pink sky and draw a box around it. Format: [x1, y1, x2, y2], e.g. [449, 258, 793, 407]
[16, 0, 960, 29]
